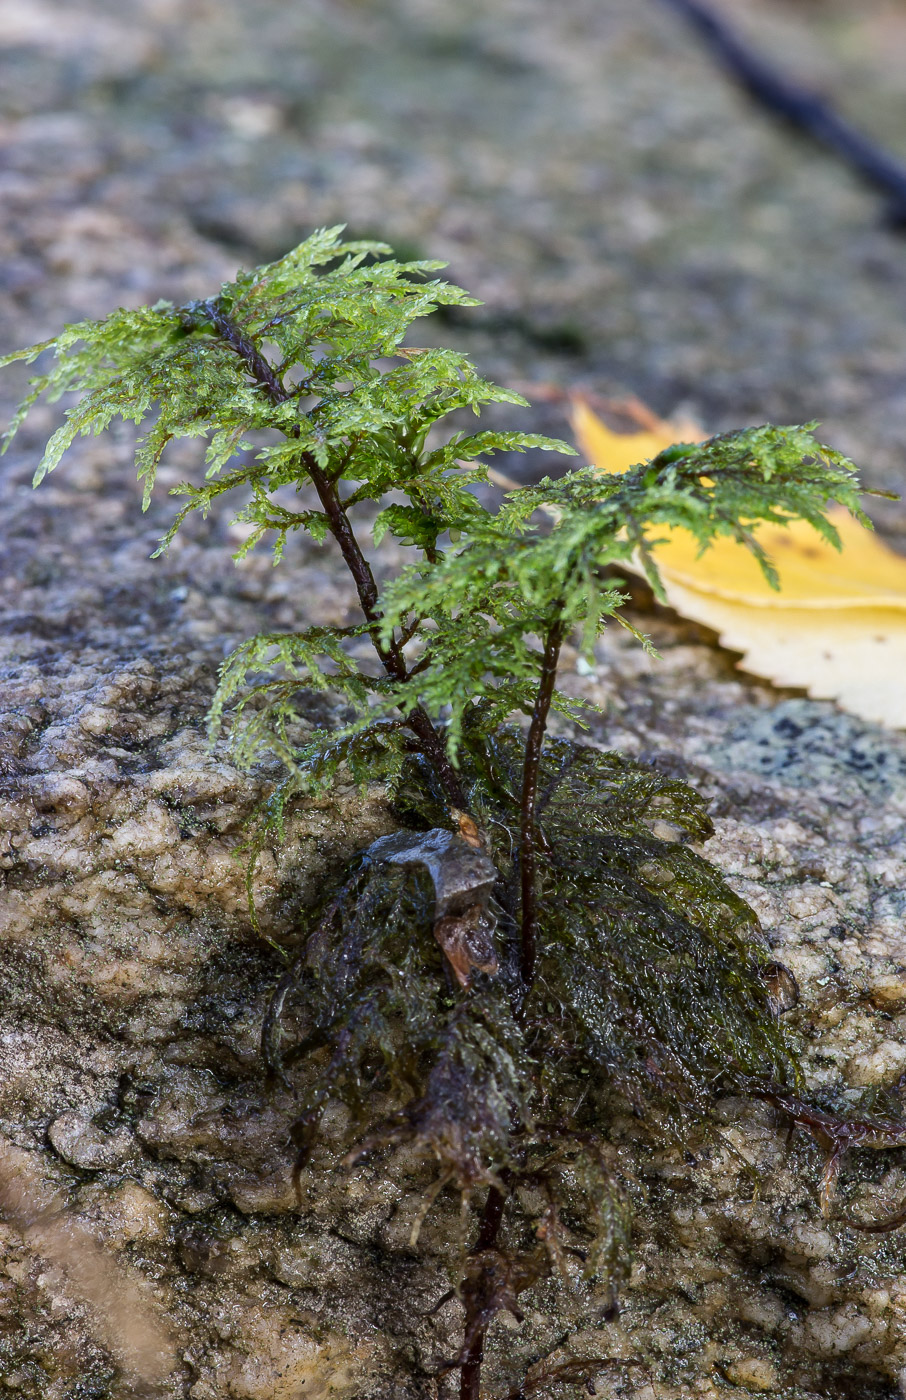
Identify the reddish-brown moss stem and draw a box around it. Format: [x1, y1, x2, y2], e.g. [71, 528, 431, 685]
[519, 620, 564, 988]
[460, 1184, 506, 1400]
[199, 302, 464, 807]
[299, 451, 465, 806]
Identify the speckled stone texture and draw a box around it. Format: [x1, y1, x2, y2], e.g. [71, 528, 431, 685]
[3, 1, 906, 1397]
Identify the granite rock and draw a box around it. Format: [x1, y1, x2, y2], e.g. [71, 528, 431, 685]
[3, 1, 906, 1396]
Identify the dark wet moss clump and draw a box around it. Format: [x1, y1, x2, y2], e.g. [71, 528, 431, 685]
[266, 733, 800, 1346]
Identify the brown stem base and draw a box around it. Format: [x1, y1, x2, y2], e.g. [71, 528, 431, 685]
[460, 1185, 506, 1400]
[519, 622, 563, 988]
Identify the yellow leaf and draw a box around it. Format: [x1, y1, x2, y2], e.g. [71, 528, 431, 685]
[570, 395, 702, 479]
[571, 396, 906, 609]
[570, 395, 906, 727]
[645, 509, 906, 610]
[663, 582, 906, 730]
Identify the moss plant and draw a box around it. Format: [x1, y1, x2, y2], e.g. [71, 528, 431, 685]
[3, 227, 902, 1399]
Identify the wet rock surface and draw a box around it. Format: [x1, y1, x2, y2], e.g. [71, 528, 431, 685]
[2, 1, 906, 1396]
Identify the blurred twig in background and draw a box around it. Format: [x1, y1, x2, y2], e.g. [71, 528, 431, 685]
[0, 1138, 175, 1391]
[659, 0, 906, 226]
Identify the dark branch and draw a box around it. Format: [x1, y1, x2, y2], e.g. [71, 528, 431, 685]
[199, 304, 465, 806]
[519, 620, 564, 989]
[203, 300, 291, 401]
[659, 0, 906, 225]
[459, 1184, 507, 1400]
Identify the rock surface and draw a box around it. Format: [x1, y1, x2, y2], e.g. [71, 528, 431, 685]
[2, 1, 906, 1397]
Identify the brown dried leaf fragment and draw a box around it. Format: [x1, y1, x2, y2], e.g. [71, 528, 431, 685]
[368, 825, 501, 986]
[452, 807, 487, 851]
[434, 903, 500, 988]
[761, 960, 800, 1015]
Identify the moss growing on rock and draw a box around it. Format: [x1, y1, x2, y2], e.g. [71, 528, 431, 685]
[3, 227, 903, 1398]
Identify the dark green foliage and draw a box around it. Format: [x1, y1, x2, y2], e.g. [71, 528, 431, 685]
[3, 226, 899, 1397]
[474, 734, 800, 1107]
